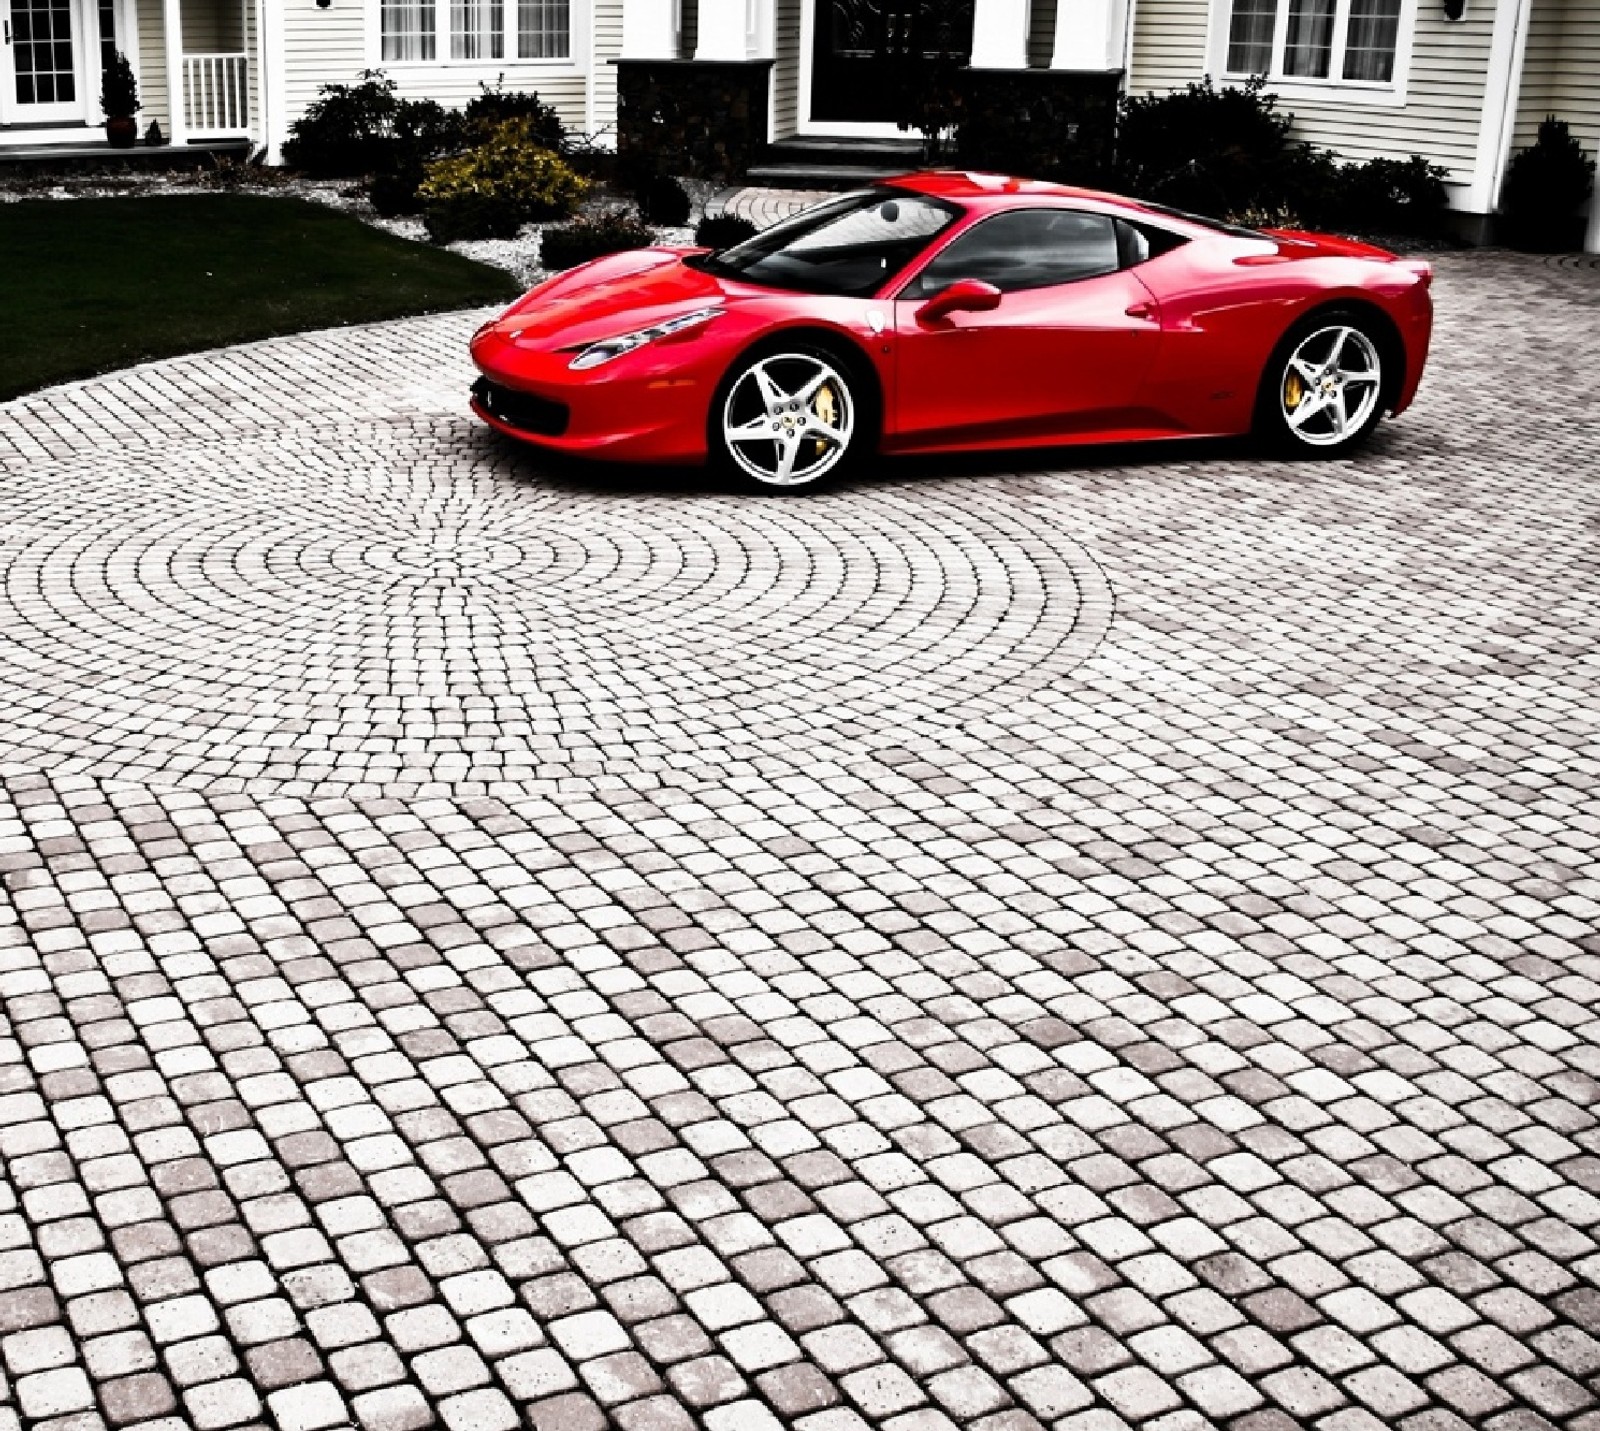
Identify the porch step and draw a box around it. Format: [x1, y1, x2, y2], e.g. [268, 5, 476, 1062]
[746, 136, 928, 188]
[0, 139, 251, 171]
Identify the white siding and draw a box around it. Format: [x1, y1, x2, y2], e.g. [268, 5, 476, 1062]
[1127, 0, 1495, 186]
[1513, 0, 1600, 154]
[772, 0, 800, 134]
[591, 0, 621, 143]
[136, 0, 171, 135]
[246, 0, 259, 133]
[277, 0, 596, 139]
[1125, 0, 1211, 90]
[1028, 0, 1057, 67]
[182, 0, 244, 51]
[279, 0, 366, 124]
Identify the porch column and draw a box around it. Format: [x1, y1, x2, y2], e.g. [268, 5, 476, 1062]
[1050, 0, 1126, 68]
[164, 0, 187, 144]
[969, 0, 1030, 68]
[622, 0, 681, 56]
[697, 0, 774, 58]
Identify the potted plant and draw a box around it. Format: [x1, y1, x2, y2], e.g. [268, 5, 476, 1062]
[101, 50, 139, 149]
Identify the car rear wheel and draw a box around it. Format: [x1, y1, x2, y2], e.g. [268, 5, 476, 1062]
[716, 348, 858, 490]
[1260, 313, 1387, 456]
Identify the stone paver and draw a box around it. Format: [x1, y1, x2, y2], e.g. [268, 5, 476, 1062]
[1, 244, 1597, 1431]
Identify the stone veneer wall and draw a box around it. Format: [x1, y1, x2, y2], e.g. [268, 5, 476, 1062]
[614, 58, 774, 181]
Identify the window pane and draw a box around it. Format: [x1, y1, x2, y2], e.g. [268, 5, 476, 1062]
[99, 0, 116, 73]
[1343, 0, 1400, 80]
[1283, 0, 1334, 76]
[381, 0, 435, 60]
[1226, 0, 1276, 73]
[452, 0, 503, 58]
[913, 210, 1121, 296]
[518, 0, 569, 57]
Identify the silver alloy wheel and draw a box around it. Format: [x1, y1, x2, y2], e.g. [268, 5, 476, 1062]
[721, 352, 855, 487]
[1279, 324, 1383, 448]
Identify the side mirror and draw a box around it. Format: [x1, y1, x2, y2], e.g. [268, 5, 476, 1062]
[917, 278, 1002, 324]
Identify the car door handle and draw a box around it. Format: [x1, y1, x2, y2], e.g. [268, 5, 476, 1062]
[1125, 300, 1156, 321]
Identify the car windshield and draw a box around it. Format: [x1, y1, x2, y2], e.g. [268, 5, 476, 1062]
[693, 190, 961, 297]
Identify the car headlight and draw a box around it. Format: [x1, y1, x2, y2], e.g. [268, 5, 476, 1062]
[567, 308, 721, 371]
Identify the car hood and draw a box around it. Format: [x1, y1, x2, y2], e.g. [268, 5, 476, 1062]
[479, 247, 732, 350]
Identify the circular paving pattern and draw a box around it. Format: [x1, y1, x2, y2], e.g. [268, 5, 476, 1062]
[0, 417, 1111, 795]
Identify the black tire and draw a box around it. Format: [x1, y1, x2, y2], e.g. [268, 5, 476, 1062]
[1256, 309, 1389, 457]
[711, 343, 866, 491]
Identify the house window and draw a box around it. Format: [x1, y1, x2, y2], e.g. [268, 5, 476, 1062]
[451, 0, 503, 57]
[382, 0, 436, 60]
[1222, 0, 1403, 85]
[518, 0, 569, 57]
[381, 0, 569, 60]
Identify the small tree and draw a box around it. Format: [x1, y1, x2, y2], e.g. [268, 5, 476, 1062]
[1501, 116, 1596, 251]
[101, 49, 139, 119]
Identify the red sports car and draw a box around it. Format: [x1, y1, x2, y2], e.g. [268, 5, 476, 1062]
[470, 171, 1433, 490]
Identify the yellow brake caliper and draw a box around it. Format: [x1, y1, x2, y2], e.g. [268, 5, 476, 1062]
[1284, 370, 1304, 411]
[813, 383, 837, 458]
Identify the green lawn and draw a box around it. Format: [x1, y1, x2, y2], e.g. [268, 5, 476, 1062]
[0, 193, 520, 401]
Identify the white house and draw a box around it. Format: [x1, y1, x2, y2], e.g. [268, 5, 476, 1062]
[2, 0, 1596, 248]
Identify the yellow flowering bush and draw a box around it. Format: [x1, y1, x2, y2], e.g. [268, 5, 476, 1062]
[419, 116, 588, 243]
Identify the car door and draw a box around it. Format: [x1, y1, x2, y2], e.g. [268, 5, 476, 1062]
[891, 208, 1163, 449]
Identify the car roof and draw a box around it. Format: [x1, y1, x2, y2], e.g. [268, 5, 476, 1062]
[883, 170, 1131, 208]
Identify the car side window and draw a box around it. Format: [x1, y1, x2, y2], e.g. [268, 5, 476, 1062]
[909, 209, 1121, 297]
[1115, 217, 1189, 267]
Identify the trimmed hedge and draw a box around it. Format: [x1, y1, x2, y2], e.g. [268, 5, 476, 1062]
[694, 213, 759, 250]
[541, 209, 659, 270]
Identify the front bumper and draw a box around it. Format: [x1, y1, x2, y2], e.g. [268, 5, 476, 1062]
[469, 331, 716, 465]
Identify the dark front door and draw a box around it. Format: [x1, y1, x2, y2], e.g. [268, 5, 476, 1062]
[810, 0, 974, 124]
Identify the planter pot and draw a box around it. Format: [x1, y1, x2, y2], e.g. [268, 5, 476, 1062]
[105, 115, 138, 149]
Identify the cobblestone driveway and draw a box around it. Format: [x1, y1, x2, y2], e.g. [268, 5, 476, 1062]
[0, 250, 1596, 1431]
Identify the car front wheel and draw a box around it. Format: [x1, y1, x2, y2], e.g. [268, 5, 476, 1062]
[716, 348, 858, 490]
[1260, 314, 1387, 456]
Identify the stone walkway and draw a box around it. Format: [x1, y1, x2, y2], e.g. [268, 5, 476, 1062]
[0, 249, 1597, 1431]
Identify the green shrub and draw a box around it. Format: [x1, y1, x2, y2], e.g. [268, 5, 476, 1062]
[1501, 115, 1596, 251]
[369, 164, 428, 217]
[284, 71, 402, 176]
[636, 172, 690, 225]
[368, 97, 462, 215]
[694, 213, 759, 249]
[463, 81, 566, 151]
[1276, 142, 1344, 228]
[423, 192, 527, 243]
[541, 209, 659, 270]
[1115, 76, 1296, 219]
[418, 116, 587, 242]
[1114, 80, 1451, 238]
[1339, 154, 1450, 236]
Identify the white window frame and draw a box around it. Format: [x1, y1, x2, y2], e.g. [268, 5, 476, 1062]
[367, 0, 587, 69]
[1206, 0, 1418, 107]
